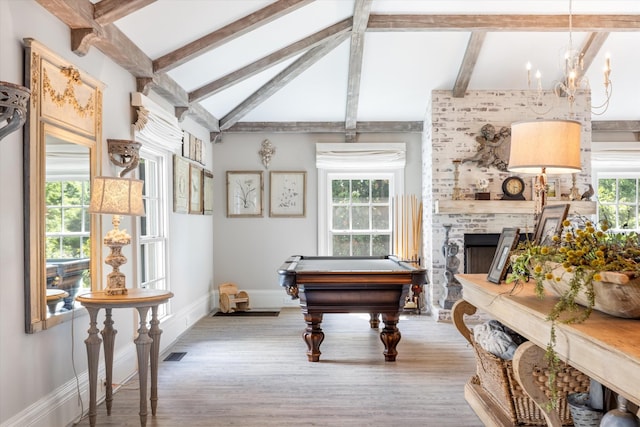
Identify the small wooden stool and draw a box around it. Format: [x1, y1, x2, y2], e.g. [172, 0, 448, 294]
[218, 283, 250, 313]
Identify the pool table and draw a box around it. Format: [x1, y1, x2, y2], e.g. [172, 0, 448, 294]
[278, 255, 427, 362]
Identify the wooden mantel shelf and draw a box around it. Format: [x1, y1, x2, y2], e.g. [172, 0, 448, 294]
[435, 200, 597, 215]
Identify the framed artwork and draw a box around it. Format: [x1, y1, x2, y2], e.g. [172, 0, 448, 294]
[533, 203, 569, 245]
[269, 171, 306, 217]
[546, 178, 560, 200]
[531, 177, 560, 201]
[189, 164, 203, 214]
[203, 170, 214, 215]
[487, 227, 520, 284]
[226, 171, 263, 217]
[173, 155, 190, 213]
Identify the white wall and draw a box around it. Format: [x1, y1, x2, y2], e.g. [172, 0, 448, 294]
[211, 133, 423, 308]
[0, 2, 213, 425]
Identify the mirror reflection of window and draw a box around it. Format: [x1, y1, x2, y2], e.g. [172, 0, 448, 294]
[45, 136, 91, 314]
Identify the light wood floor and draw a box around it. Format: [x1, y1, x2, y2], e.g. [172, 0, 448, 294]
[74, 308, 483, 426]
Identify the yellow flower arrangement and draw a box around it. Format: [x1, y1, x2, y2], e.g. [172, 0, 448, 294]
[507, 218, 640, 408]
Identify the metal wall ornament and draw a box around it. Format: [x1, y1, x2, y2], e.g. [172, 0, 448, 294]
[0, 81, 31, 141]
[259, 139, 276, 169]
[107, 139, 142, 177]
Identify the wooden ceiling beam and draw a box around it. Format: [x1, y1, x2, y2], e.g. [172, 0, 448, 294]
[212, 121, 423, 141]
[153, 0, 313, 74]
[93, 0, 156, 25]
[137, 74, 221, 132]
[189, 18, 352, 103]
[36, 0, 94, 27]
[367, 14, 640, 31]
[345, 0, 373, 142]
[219, 34, 349, 131]
[36, 0, 220, 131]
[452, 31, 486, 98]
[579, 32, 610, 71]
[592, 121, 640, 132]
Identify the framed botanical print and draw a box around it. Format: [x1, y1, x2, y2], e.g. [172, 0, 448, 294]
[189, 164, 203, 214]
[226, 171, 263, 217]
[269, 171, 306, 217]
[173, 155, 189, 213]
[203, 170, 214, 215]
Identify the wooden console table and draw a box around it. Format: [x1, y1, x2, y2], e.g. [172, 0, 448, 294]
[76, 289, 174, 427]
[453, 274, 640, 427]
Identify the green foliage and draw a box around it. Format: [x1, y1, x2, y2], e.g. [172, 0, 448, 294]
[507, 218, 640, 408]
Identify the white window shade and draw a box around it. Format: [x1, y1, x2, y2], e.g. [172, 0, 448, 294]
[131, 92, 184, 152]
[592, 141, 640, 172]
[316, 143, 406, 169]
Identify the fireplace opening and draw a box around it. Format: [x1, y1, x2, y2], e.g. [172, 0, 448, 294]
[464, 234, 500, 274]
[464, 233, 532, 274]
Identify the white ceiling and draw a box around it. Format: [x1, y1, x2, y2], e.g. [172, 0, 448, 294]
[102, 1, 640, 125]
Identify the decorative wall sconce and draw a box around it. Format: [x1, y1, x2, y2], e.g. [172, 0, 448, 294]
[0, 81, 30, 141]
[259, 139, 276, 169]
[107, 139, 142, 177]
[89, 139, 144, 295]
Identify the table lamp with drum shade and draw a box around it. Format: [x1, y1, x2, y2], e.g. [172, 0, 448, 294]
[89, 140, 145, 296]
[508, 119, 582, 215]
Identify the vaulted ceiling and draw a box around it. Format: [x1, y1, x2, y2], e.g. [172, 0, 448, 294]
[37, 0, 640, 142]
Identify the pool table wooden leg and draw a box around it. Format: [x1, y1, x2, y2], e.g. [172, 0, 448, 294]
[302, 312, 324, 362]
[369, 313, 380, 328]
[380, 313, 401, 361]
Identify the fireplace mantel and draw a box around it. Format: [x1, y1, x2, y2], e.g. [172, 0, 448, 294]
[435, 200, 596, 215]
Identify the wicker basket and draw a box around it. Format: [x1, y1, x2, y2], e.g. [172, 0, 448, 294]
[470, 333, 591, 425]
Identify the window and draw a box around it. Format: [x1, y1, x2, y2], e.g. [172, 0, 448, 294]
[138, 149, 170, 317]
[592, 141, 640, 233]
[45, 180, 92, 259]
[597, 176, 639, 231]
[329, 175, 392, 256]
[316, 143, 405, 255]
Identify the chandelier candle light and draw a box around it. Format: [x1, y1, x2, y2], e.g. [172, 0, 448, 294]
[526, 0, 612, 115]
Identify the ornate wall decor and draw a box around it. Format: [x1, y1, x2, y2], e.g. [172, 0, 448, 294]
[439, 224, 462, 310]
[0, 81, 30, 141]
[42, 66, 95, 118]
[107, 139, 142, 177]
[259, 139, 275, 169]
[462, 123, 511, 171]
[23, 38, 104, 333]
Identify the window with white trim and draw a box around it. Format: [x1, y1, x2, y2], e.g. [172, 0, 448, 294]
[597, 175, 639, 231]
[592, 142, 640, 233]
[317, 143, 405, 256]
[138, 148, 169, 317]
[132, 92, 184, 320]
[328, 174, 392, 256]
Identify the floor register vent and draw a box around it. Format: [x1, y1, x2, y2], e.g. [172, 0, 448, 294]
[164, 352, 187, 362]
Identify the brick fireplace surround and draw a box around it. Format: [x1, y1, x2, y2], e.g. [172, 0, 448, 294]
[421, 89, 593, 321]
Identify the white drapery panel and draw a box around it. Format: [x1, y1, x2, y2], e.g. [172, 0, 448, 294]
[315, 143, 406, 169]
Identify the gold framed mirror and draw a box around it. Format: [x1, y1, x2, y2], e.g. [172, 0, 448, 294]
[23, 38, 103, 333]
